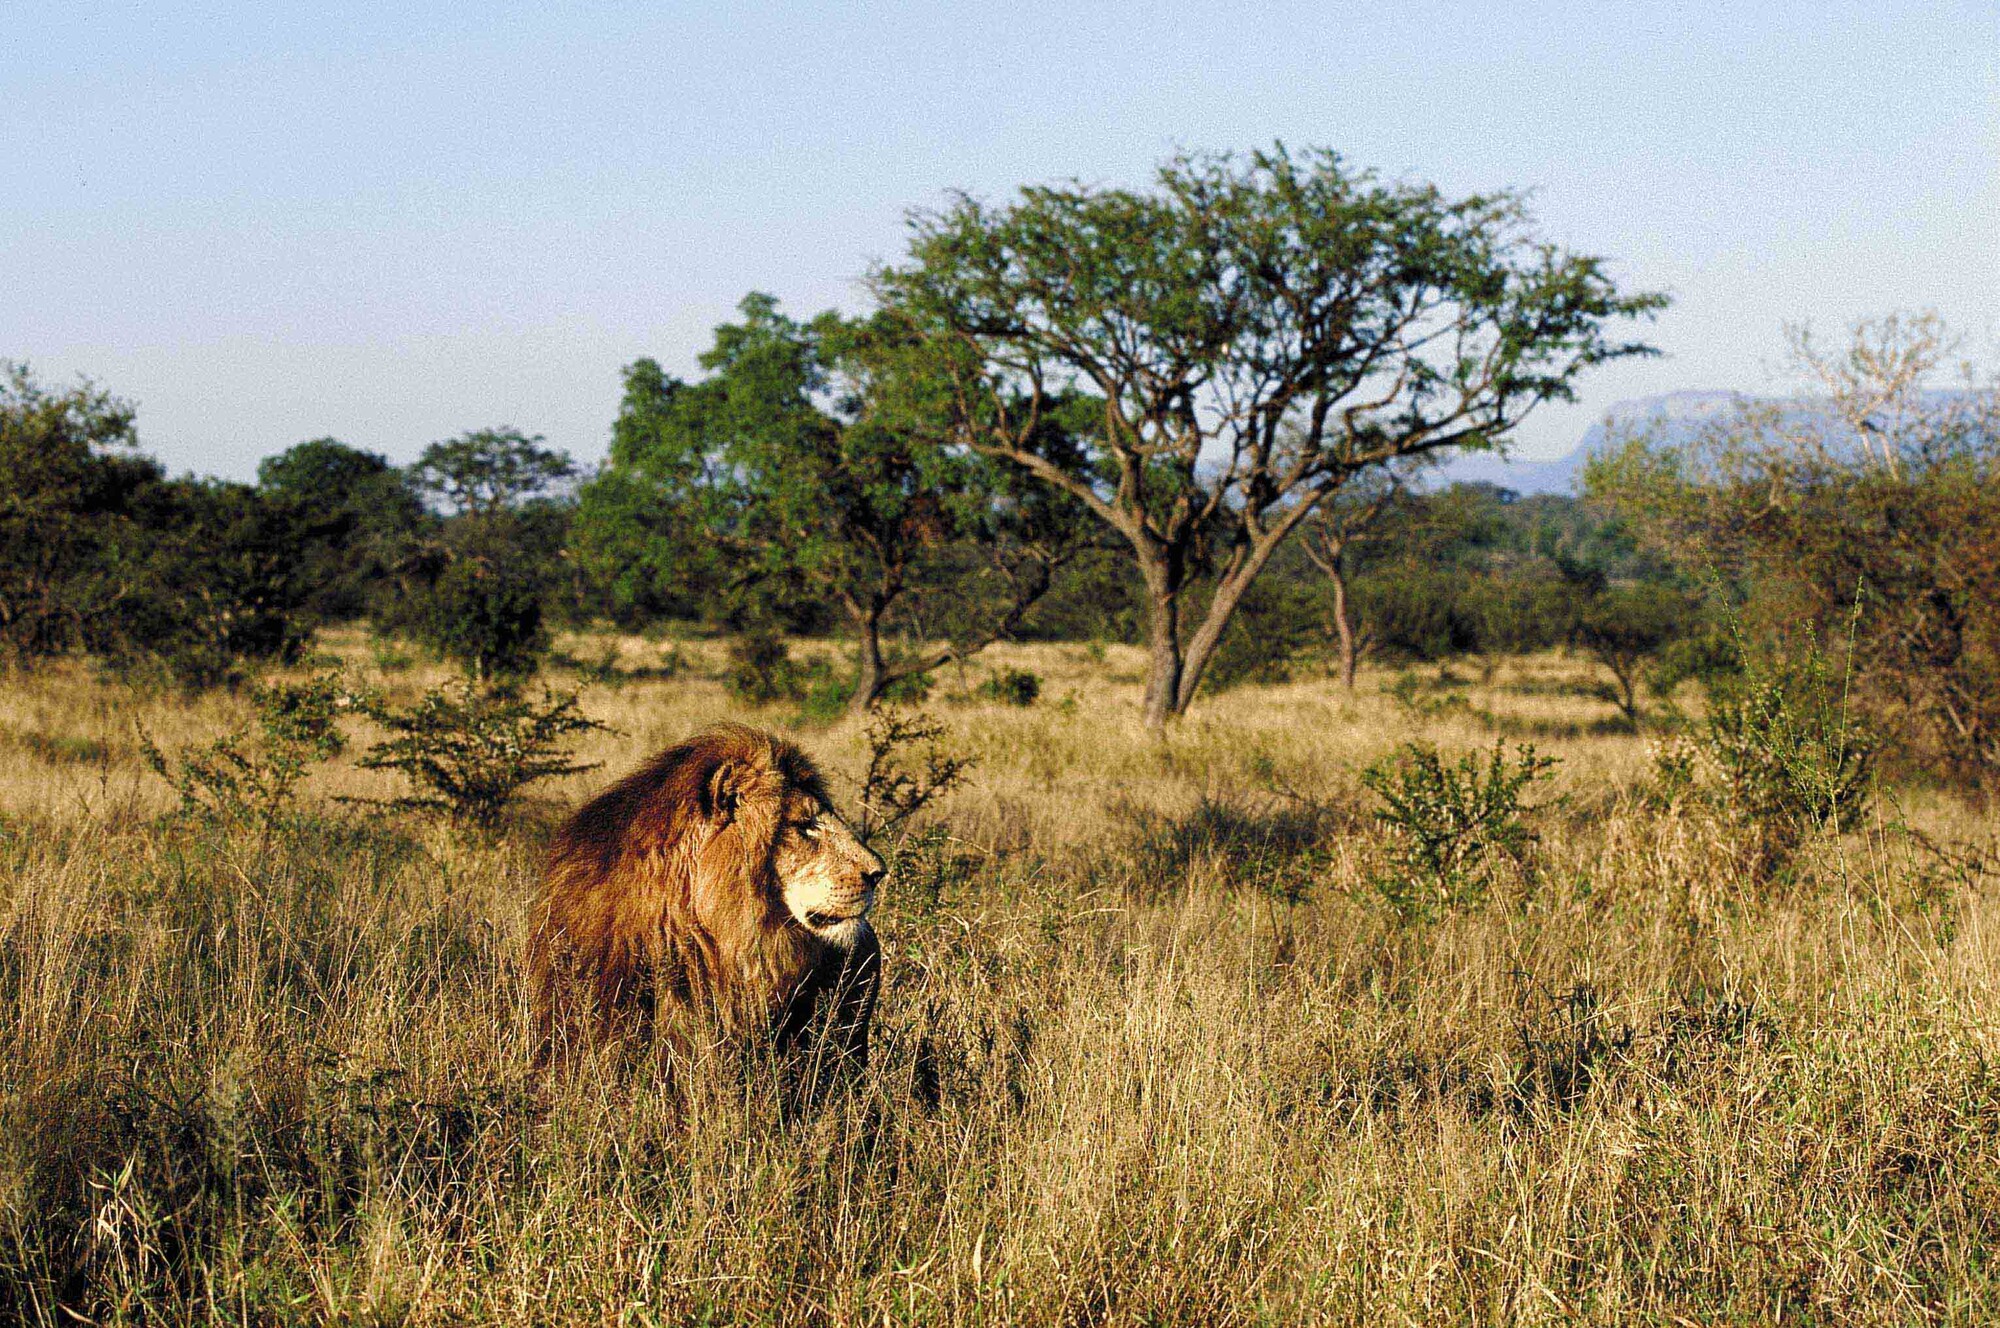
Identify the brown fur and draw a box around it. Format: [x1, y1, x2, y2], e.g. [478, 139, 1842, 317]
[527, 723, 883, 1071]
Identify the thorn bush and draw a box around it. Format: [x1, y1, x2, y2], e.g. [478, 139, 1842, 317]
[139, 670, 352, 845]
[1362, 738, 1559, 921]
[349, 680, 608, 826]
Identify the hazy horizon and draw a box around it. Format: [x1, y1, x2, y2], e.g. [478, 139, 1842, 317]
[7, 0, 1995, 482]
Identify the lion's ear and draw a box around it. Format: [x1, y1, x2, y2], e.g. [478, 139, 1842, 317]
[706, 760, 748, 822]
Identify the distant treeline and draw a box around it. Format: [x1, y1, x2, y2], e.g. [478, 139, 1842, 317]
[5, 148, 1994, 786]
[0, 356, 1692, 687]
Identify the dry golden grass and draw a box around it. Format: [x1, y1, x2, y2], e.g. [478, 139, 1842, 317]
[4, 633, 1999, 1324]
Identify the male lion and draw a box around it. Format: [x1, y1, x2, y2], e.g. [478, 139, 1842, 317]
[527, 724, 883, 1073]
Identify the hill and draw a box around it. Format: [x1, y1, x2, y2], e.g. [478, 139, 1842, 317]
[1433, 390, 1746, 495]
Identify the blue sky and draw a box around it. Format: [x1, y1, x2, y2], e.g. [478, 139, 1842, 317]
[5, 1, 1995, 480]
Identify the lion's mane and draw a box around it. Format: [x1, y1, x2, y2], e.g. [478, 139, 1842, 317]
[527, 724, 879, 1068]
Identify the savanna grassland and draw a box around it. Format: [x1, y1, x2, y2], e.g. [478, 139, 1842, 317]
[4, 634, 1999, 1326]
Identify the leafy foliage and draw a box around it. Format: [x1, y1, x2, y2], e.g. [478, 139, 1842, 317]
[102, 478, 326, 688]
[574, 298, 1098, 710]
[140, 671, 352, 842]
[0, 362, 150, 660]
[1, 365, 322, 687]
[724, 628, 819, 706]
[1696, 629, 1876, 875]
[879, 144, 1664, 725]
[1569, 580, 1700, 726]
[1362, 739, 1559, 920]
[410, 427, 575, 518]
[976, 667, 1041, 707]
[411, 535, 551, 683]
[256, 438, 426, 622]
[390, 429, 577, 682]
[1590, 313, 2000, 787]
[350, 682, 607, 826]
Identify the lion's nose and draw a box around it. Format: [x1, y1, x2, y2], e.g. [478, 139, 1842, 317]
[861, 865, 886, 893]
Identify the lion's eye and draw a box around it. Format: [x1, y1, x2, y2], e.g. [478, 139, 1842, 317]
[793, 820, 820, 839]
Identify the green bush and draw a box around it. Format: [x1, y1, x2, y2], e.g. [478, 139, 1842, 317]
[725, 628, 803, 705]
[977, 667, 1041, 707]
[413, 546, 549, 683]
[1693, 630, 1876, 876]
[796, 671, 856, 725]
[1362, 739, 1559, 921]
[140, 671, 352, 844]
[350, 681, 608, 826]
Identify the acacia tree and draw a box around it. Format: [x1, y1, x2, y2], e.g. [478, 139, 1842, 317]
[411, 426, 575, 518]
[574, 295, 1097, 713]
[876, 145, 1664, 729]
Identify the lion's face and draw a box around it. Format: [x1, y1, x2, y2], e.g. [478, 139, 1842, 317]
[769, 792, 883, 947]
[699, 736, 885, 949]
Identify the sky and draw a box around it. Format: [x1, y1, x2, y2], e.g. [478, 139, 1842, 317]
[5, 0, 1996, 481]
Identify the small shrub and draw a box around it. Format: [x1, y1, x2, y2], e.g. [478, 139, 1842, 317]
[880, 667, 932, 704]
[349, 681, 608, 826]
[1703, 642, 1874, 834]
[1642, 734, 1701, 810]
[978, 668, 1041, 707]
[796, 670, 855, 726]
[1362, 739, 1559, 921]
[725, 628, 800, 706]
[1680, 627, 1876, 877]
[858, 708, 974, 840]
[1384, 670, 1474, 721]
[140, 670, 352, 844]
[800, 654, 930, 724]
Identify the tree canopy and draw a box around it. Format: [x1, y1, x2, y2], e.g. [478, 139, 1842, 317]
[573, 294, 1099, 711]
[876, 144, 1665, 727]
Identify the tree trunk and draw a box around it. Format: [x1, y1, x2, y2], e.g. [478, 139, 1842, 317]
[1138, 555, 1184, 735]
[1174, 568, 1253, 714]
[848, 605, 886, 718]
[1331, 557, 1358, 689]
[1174, 525, 1307, 715]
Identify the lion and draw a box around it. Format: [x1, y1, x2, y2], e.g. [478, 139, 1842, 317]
[527, 723, 884, 1074]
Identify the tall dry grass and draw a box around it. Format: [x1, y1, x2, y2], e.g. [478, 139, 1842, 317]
[3, 635, 1998, 1324]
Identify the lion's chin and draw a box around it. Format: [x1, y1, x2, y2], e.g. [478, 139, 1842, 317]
[802, 914, 869, 949]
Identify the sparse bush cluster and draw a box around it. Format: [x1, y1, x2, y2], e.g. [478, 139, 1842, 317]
[140, 670, 610, 832]
[976, 667, 1041, 707]
[348, 681, 609, 826]
[139, 670, 353, 842]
